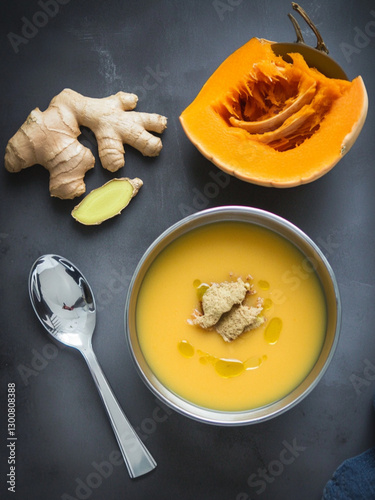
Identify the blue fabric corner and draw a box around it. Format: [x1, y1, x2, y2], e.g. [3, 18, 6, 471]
[322, 447, 375, 499]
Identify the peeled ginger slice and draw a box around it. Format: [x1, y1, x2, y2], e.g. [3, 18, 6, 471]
[71, 177, 142, 225]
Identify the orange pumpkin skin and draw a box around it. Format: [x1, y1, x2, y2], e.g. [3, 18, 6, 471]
[180, 38, 368, 187]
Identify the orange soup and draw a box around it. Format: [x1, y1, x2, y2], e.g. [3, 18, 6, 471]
[136, 221, 326, 411]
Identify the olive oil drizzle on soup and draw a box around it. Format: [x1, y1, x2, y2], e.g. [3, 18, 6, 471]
[136, 221, 326, 411]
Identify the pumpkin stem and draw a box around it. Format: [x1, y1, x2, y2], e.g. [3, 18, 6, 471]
[287, 13, 305, 44]
[291, 2, 329, 54]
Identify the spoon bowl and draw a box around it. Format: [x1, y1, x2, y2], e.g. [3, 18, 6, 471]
[29, 255, 96, 348]
[29, 254, 156, 479]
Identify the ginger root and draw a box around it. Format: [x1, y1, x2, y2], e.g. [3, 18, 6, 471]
[215, 301, 264, 342]
[190, 277, 265, 342]
[192, 278, 250, 329]
[4, 89, 167, 199]
[71, 177, 142, 225]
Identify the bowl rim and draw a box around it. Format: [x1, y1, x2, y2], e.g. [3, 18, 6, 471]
[124, 205, 341, 426]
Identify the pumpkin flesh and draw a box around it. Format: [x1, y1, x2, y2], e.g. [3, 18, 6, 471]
[180, 38, 368, 186]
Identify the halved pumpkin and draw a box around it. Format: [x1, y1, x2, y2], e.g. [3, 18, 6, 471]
[180, 38, 368, 187]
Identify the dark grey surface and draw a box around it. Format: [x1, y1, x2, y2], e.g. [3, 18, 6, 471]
[1, 1, 375, 499]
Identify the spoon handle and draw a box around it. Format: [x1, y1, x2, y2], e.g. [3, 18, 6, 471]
[81, 346, 157, 478]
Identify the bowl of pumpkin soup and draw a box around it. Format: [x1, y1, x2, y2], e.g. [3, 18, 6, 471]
[125, 206, 341, 425]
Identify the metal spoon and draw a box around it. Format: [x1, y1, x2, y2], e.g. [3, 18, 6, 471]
[28, 254, 156, 479]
